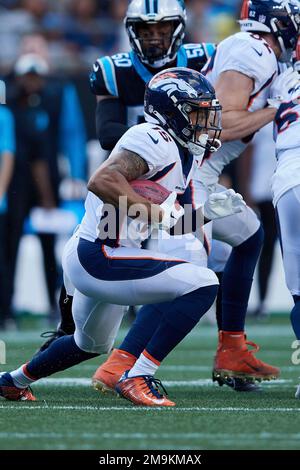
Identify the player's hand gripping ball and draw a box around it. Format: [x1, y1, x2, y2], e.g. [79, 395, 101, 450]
[130, 180, 184, 230]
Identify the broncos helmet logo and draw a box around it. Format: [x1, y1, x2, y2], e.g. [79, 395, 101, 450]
[152, 78, 198, 99]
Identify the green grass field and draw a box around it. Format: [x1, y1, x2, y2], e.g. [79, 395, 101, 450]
[1, 317, 300, 450]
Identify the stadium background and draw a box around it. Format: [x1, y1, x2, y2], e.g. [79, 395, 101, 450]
[0, 0, 299, 453]
[0, 0, 292, 321]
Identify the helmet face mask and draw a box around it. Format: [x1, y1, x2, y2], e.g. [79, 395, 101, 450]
[129, 20, 181, 66]
[144, 68, 222, 156]
[125, 0, 186, 68]
[239, 0, 300, 63]
[178, 100, 222, 154]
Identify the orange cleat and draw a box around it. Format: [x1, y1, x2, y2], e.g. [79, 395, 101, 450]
[115, 371, 175, 407]
[0, 373, 36, 401]
[92, 349, 137, 394]
[213, 331, 280, 383]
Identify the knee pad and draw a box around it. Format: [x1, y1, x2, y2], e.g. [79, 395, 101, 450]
[73, 332, 93, 353]
[192, 265, 219, 290]
[73, 331, 101, 355]
[74, 329, 115, 355]
[94, 340, 114, 355]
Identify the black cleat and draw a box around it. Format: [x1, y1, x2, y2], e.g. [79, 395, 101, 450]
[212, 371, 261, 392]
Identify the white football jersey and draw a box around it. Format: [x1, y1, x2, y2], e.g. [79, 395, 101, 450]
[196, 32, 278, 186]
[79, 122, 197, 247]
[272, 91, 300, 206]
[249, 123, 276, 203]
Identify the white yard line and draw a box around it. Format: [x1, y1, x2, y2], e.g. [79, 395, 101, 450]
[0, 325, 294, 343]
[79, 364, 212, 371]
[164, 350, 294, 358]
[1, 404, 300, 412]
[55, 364, 300, 374]
[0, 432, 300, 441]
[25, 377, 293, 388]
[33, 378, 214, 387]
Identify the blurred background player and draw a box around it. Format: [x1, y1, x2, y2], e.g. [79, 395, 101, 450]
[0, 100, 15, 329]
[5, 47, 87, 327]
[91, 0, 215, 151]
[190, 0, 299, 389]
[267, 42, 300, 397]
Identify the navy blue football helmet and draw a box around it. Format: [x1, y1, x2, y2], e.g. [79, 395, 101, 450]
[144, 68, 222, 156]
[239, 0, 300, 62]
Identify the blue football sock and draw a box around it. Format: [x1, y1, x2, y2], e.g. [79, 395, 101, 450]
[291, 295, 300, 340]
[26, 335, 98, 379]
[221, 225, 264, 332]
[145, 285, 218, 362]
[119, 304, 164, 358]
[215, 272, 223, 331]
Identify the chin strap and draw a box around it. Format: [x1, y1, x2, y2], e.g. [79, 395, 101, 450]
[187, 143, 205, 157]
[187, 134, 222, 157]
[209, 138, 222, 153]
[187, 134, 208, 157]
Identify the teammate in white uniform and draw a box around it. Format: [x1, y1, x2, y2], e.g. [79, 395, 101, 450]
[0, 68, 245, 407]
[245, 123, 277, 318]
[189, 0, 299, 388]
[267, 41, 300, 398]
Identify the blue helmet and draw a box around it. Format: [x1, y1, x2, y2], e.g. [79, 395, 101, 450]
[144, 68, 222, 156]
[239, 0, 300, 62]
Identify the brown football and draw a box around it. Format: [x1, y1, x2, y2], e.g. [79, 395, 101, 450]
[130, 179, 171, 205]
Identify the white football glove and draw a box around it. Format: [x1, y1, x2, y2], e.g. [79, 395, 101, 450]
[268, 67, 300, 108]
[203, 189, 246, 220]
[152, 192, 184, 231]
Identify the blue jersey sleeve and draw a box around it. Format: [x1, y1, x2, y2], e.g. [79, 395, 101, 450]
[90, 56, 118, 97]
[59, 84, 87, 180]
[0, 105, 15, 154]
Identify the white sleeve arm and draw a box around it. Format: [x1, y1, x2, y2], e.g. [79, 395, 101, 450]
[216, 36, 276, 87]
